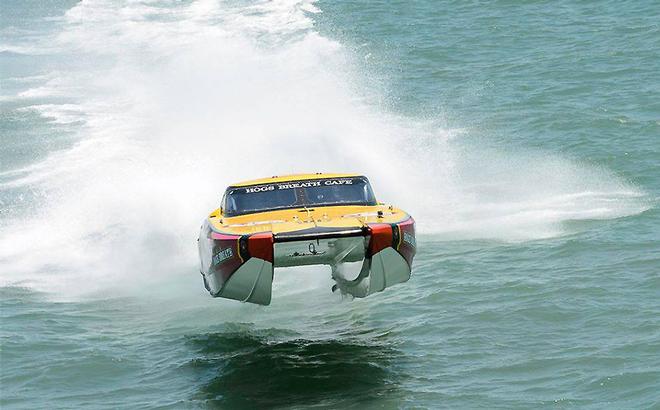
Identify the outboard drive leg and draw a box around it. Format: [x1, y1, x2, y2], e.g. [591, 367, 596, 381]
[331, 258, 372, 298]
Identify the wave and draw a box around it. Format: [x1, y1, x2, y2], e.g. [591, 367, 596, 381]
[0, 0, 649, 296]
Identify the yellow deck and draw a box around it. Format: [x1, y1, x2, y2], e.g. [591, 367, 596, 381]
[209, 204, 410, 235]
[209, 173, 410, 235]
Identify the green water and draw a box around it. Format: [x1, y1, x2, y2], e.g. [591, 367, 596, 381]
[1, 1, 659, 408]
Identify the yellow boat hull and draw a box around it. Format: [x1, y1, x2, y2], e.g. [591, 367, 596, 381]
[197, 174, 416, 305]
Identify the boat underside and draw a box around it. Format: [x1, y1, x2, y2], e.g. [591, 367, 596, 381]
[198, 219, 416, 305]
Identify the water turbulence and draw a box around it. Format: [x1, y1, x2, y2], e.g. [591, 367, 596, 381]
[0, 0, 648, 298]
[187, 325, 403, 408]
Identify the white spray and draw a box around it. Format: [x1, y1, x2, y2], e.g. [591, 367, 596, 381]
[0, 0, 647, 297]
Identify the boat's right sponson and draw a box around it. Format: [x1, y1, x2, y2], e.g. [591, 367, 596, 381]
[198, 218, 416, 305]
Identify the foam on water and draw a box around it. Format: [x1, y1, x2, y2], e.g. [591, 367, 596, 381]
[0, 0, 649, 297]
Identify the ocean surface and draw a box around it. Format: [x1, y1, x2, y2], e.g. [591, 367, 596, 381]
[1, 1, 659, 408]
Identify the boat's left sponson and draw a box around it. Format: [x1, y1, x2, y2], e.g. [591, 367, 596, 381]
[197, 218, 416, 305]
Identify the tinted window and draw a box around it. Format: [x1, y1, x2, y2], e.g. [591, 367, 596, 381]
[304, 181, 374, 206]
[224, 177, 376, 216]
[225, 187, 298, 216]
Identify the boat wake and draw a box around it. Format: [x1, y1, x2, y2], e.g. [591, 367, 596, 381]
[0, 0, 649, 297]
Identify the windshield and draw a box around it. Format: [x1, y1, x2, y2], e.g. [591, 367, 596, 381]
[223, 177, 377, 216]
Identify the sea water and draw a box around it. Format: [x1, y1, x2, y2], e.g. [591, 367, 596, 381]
[1, 1, 659, 408]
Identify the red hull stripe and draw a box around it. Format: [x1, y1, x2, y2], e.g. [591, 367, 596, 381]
[211, 232, 240, 241]
[368, 223, 394, 255]
[248, 232, 274, 263]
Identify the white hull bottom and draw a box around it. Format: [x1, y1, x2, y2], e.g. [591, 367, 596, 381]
[209, 258, 274, 305]
[204, 236, 411, 305]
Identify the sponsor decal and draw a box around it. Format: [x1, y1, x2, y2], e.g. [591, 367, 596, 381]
[403, 232, 416, 248]
[276, 180, 322, 190]
[243, 179, 354, 194]
[322, 179, 353, 186]
[213, 247, 234, 265]
[244, 185, 275, 193]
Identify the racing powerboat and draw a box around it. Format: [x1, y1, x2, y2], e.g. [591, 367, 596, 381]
[197, 173, 416, 305]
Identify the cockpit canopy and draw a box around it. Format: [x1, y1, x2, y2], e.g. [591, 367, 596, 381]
[223, 176, 377, 217]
